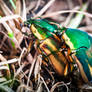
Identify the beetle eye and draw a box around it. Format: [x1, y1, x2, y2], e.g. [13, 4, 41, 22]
[23, 21, 31, 28]
[26, 23, 31, 28]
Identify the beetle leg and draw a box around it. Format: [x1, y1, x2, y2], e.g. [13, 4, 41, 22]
[27, 40, 34, 53]
[64, 48, 75, 72]
[64, 63, 68, 76]
[67, 48, 74, 63]
[73, 55, 89, 83]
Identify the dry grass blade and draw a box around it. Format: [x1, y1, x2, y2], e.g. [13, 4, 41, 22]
[26, 52, 38, 91]
[0, 58, 18, 66]
[0, 34, 7, 49]
[18, 48, 27, 65]
[0, 0, 13, 15]
[50, 82, 69, 92]
[22, 0, 27, 21]
[1, 21, 19, 48]
[36, 82, 43, 92]
[0, 54, 9, 70]
[0, 54, 7, 61]
[34, 55, 42, 82]
[0, 66, 9, 70]
[14, 62, 25, 77]
[34, 0, 41, 11]
[34, 0, 55, 17]
[0, 15, 23, 23]
[17, 84, 33, 92]
[41, 10, 92, 18]
[79, 25, 92, 35]
[63, 6, 80, 26]
[15, 0, 21, 15]
[40, 76, 50, 92]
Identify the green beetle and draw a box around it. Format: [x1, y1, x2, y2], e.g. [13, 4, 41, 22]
[60, 28, 92, 83]
[24, 18, 92, 83]
[24, 18, 73, 76]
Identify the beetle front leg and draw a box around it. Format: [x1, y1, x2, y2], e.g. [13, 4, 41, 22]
[60, 46, 74, 72]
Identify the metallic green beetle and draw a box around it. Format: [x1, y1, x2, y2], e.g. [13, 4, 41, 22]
[24, 18, 92, 83]
[24, 18, 73, 76]
[61, 28, 92, 83]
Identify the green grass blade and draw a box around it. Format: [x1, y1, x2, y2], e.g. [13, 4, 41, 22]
[0, 85, 14, 92]
[9, 0, 16, 10]
[67, 3, 88, 28]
